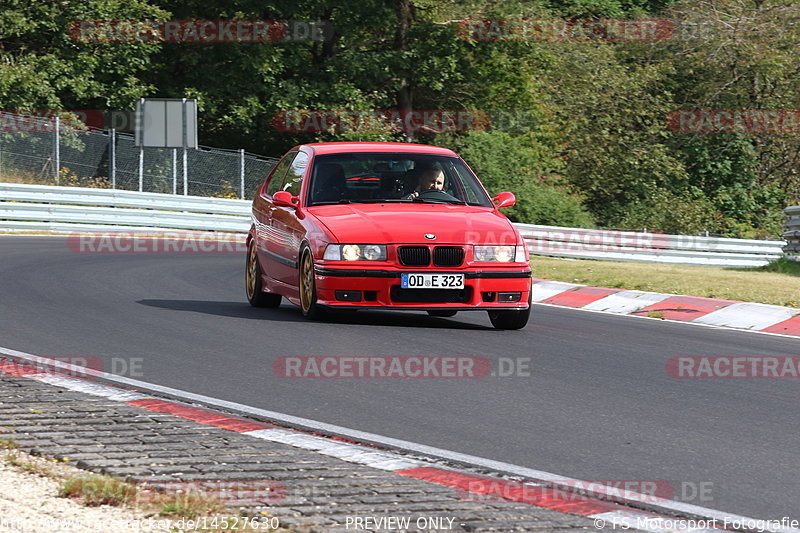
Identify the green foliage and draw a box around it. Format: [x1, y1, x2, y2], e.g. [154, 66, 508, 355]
[537, 42, 688, 228]
[0, 0, 168, 111]
[2, 0, 797, 237]
[614, 188, 715, 234]
[751, 257, 800, 277]
[544, 0, 678, 17]
[441, 130, 595, 227]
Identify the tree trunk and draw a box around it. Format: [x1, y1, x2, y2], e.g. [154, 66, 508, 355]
[395, 0, 414, 142]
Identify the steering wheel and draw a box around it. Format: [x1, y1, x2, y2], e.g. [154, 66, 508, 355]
[418, 189, 460, 202]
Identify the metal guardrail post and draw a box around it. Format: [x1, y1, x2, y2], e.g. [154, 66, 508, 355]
[182, 99, 188, 196]
[182, 148, 188, 196]
[172, 149, 177, 195]
[240, 149, 246, 200]
[783, 206, 800, 260]
[109, 129, 116, 189]
[54, 116, 60, 184]
[138, 145, 144, 192]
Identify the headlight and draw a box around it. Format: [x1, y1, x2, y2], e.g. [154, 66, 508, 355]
[342, 244, 361, 261]
[323, 244, 387, 261]
[473, 245, 518, 262]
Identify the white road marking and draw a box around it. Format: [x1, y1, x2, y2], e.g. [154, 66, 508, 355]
[581, 290, 672, 314]
[692, 302, 799, 330]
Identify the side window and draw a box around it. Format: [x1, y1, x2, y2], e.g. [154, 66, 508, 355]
[266, 152, 297, 196]
[280, 151, 309, 197]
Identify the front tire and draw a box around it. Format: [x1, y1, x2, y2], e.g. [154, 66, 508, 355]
[299, 244, 325, 320]
[488, 290, 531, 330]
[246, 240, 281, 308]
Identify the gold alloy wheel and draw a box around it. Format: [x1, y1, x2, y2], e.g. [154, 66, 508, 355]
[246, 242, 257, 299]
[300, 250, 314, 312]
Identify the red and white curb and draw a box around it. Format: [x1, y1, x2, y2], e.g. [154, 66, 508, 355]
[531, 279, 800, 337]
[1, 347, 796, 533]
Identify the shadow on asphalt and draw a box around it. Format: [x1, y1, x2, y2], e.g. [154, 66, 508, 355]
[137, 299, 494, 330]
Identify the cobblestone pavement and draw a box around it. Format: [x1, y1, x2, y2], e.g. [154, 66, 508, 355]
[0, 374, 603, 532]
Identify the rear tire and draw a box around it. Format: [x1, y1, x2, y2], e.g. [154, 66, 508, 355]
[299, 244, 325, 320]
[427, 310, 458, 317]
[246, 240, 281, 308]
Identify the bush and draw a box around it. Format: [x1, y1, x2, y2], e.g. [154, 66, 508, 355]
[436, 131, 595, 227]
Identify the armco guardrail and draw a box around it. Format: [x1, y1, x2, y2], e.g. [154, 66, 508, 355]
[0, 183, 250, 233]
[0, 183, 789, 267]
[517, 223, 785, 267]
[784, 206, 800, 260]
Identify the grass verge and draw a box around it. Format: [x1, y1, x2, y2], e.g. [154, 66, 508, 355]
[531, 256, 800, 308]
[59, 474, 288, 531]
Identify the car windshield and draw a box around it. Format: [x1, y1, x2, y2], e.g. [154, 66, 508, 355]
[307, 153, 493, 207]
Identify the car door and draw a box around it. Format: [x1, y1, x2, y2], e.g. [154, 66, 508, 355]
[254, 151, 296, 282]
[271, 151, 310, 286]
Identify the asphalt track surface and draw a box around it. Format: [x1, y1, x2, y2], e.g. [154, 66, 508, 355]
[1, 236, 798, 520]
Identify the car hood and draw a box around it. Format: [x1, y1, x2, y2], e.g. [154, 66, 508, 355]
[308, 203, 519, 244]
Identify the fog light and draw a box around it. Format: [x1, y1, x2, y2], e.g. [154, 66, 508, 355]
[335, 290, 362, 302]
[498, 292, 521, 303]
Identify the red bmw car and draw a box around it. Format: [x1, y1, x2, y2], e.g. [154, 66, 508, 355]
[245, 142, 532, 329]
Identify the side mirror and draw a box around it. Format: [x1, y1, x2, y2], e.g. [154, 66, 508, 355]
[273, 191, 299, 208]
[492, 192, 515, 209]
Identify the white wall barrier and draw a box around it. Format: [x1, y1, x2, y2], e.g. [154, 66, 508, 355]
[0, 182, 789, 267]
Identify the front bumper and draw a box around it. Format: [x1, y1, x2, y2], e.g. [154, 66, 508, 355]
[314, 266, 532, 310]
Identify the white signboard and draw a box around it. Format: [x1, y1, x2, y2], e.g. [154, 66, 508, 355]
[135, 98, 197, 148]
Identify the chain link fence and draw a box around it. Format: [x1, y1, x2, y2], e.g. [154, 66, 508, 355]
[0, 111, 277, 199]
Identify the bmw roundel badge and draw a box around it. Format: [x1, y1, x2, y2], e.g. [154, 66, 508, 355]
[424, 234, 436, 240]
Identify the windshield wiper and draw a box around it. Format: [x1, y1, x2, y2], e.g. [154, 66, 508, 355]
[310, 199, 351, 205]
[411, 197, 467, 205]
[346, 199, 415, 203]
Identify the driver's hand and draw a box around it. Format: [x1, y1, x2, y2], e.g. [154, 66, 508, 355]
[404, 191, 419, 199]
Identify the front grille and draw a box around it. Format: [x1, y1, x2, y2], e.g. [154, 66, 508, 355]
[398, 246, 430, 267]
[433, 246, 464, 267]
[390, 286, 472, 303]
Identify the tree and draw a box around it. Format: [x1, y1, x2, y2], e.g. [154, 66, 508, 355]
[0, 0, 167, 111]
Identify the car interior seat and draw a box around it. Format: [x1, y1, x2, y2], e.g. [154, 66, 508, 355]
[312, 163, 346, 203]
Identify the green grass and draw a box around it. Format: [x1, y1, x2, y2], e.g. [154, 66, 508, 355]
[531, 256, 800, 308]
[59, 475, 139, 506]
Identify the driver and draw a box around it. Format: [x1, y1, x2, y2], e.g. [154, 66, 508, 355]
[404, 168, 445, 199]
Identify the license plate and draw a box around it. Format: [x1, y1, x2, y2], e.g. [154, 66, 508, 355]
[401, 273, 464, 289]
